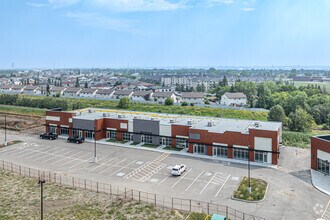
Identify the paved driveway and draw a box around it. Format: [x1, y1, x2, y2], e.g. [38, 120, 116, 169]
[0, 130, 329, 220]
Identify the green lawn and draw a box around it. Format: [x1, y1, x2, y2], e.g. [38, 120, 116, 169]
[0, 104, 46, 116]
[163, 146, 182, 151]
[293, 81, 330, 93]
[106, 139, 129, 144]
[233, 177, 267, 201]
[0, 170, 188, 219]
[282, 129, 330, 148]
[141, 143, 159, 148]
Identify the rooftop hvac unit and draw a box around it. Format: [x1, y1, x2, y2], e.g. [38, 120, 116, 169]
[118, 114, 125, 118]
[207, 121, 213, 127]
[187, 120, 192, 125]
[151, 117, 155, 120]
[103, 113, 107, 117]
[170, 119, 174, 123]
[254, 121, 260, 127]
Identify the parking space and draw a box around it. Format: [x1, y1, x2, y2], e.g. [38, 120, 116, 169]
[0, 139, 239, 200]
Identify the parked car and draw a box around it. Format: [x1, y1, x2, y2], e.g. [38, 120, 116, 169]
[67, 136, 84, 144]
[39, 132, 58, 140]
[171, 164, 186, 176]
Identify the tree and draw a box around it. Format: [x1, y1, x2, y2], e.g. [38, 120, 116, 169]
[84, 82, 88, 88]
[165, 97, 174, 105]
[256, 83, 272, 108]
[117, 97, 130, 109]
[221, 76, 228, 87]
[288, 108, 314, 132]
[75, 77, 79, 87]
[46, 84, 50, 96]
[268, 105, 287, 125]
[181, 101, 188, 106]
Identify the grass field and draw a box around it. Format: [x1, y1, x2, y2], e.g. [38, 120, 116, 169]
[0, 170, 188, 219]
[293, 81, 330, 93]
[0, 104, 46, 116]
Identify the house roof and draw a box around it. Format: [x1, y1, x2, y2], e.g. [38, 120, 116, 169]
[114, 90, 133, 95]
[65, 87, 81, 93]
[132, 91, 152, 97]
[0, 85, 13, 89]
[50, 87, 66, 92]
[80, 88, 97, 94]
[153, 92, 174, 98]
[11, 85, 25, 90]
[96, 89, 115, 95]
[182, 92, 204, 99]
[24, 86, 39, 91]
[223, 92, 246, 99]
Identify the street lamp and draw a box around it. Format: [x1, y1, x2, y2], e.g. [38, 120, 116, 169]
[38, 177, 46, 220]
[247, 145, 251, 194]
[93, 123, 97, 163]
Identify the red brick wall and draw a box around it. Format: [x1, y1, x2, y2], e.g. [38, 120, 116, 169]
[311, 137, 330, 170]
[104, 118, 129, 141]
[171, 124, 190, 148]
[45, 111, 74, 135]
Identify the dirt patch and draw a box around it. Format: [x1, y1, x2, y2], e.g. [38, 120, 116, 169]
[0, 113, 44, 135]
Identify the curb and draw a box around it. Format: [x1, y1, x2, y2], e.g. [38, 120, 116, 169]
[231, 179, 269, 203]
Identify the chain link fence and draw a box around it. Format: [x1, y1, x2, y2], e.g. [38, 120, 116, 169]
[0, 160, 265, 220]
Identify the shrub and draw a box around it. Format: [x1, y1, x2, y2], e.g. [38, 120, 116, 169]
[165, 98, 174, 106]
[117, 97, 130, 109]
[181, 101, 188, 106]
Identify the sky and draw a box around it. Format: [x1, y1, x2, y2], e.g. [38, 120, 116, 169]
[0, 0, 330, 69]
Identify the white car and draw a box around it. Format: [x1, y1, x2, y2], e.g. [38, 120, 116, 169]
[171, 164, 186, 176]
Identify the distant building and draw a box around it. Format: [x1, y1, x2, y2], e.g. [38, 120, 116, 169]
[62, 87, 81, 97]
[114, 90, 133, 99]
[11, 85, 25, 94]
[23, 86, 41, 95]
[181, 92, 204, 104]
[131, 91, 153, 102]
[152, 92, 177, 104]
[95, 89, 115, 99]
[0, 85, 13, 93]
[49, 87, 66, 97]
[220, 92, 247, 106]
[79, 88, 98, 98]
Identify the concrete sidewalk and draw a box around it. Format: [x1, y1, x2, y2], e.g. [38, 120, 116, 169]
[311, 169, 330, 196]
[82, 138, 278, 169]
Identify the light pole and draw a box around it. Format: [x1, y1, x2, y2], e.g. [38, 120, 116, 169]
[4, 114, 7, 146]
[93, 124, 97, 163]
[38, 178, 46, 220]
[247, 145, 251, 193]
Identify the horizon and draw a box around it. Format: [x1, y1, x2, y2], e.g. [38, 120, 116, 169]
[1, 0, 330, 68]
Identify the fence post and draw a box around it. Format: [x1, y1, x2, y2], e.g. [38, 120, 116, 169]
[171, 198, 174, 210]
[207, 202, 209, 214]
[226, 206, 228, 219]
[84, 179, 86, 189]
[139, 191, 141, 203]
[72, 177, 74, 187]
[243, 213, 245, 220]
[189, 200, 191, 212]
[2, 161, 4, 169]
[60, 174, 62, 185]
[19, 165, 21, 175]
[11, 163, 13, 172]
[131, 189, 133, 200]
[110, 184, 112, 196]
[29, 168, 30, 177]
[154, 194, 156, 206]
[97, 182, 99, 193]
[38, 170, 40, 178]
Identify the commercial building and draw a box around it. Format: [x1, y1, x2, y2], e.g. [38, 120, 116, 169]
[45, 108, 282, 165]
[311, 135, 330, 175]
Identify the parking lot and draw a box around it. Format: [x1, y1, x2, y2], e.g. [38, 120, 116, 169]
[0, 131, 329, 220]
[0, 140, 241, 201]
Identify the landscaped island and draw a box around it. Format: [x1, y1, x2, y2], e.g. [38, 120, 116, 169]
[233, 177, 268, 202]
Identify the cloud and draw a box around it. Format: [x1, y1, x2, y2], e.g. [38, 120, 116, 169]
[242, 7, 255, 11]
[90, 0, 186, 12]
[27, 0, 80, 8]
[66, 11, 136, 31]
[204, 0, 235, 7]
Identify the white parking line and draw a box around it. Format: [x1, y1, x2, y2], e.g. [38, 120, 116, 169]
[110, 160, 137, 176]
[158, 175, 170, 185]
[185, 170, 204, 192]
[322, 199, 330, 220]
[88, 157, 118, 172]
[200, 172, 219, 194]
[215, 175, 230, 197]
[98, 159, 127, 174]
[171, 168, 192, 188]
[67, 160, 87, 169]
[32, 153, 51, 161]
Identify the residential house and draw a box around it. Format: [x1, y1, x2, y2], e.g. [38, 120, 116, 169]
[131, 91, 153, 102]
[79, 88, 98, 98]
[220, 92, 247, 106]
[95, 89, 115, 99]
[23, 86, 41, 95]
[0, 85, 13, 93]
[62, 87, 82, 97]
[152, 92, 177, 104]
[181, 92, 204, 104]
[11, 85, 26, 94]
[113, 90, 133, 99]
[49, 87, 66, 97]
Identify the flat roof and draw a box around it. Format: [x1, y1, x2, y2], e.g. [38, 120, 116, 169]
[71, 108, 282, 134]
[314, 135, 330, 142]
